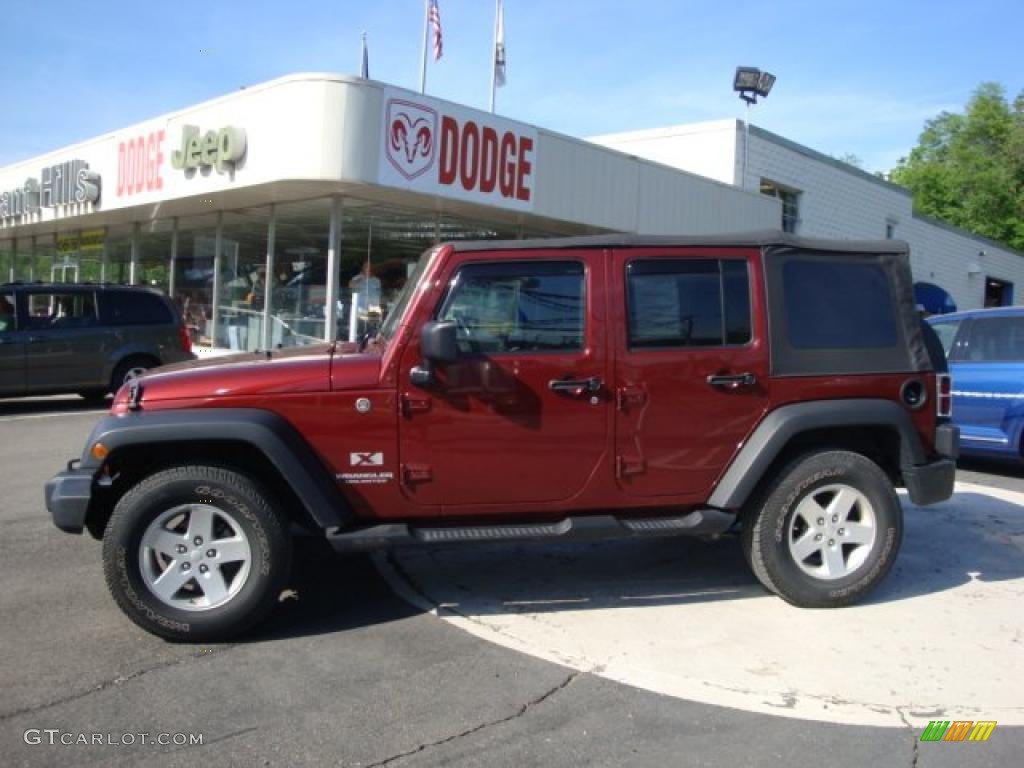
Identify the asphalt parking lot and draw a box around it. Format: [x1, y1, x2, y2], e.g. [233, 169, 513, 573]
[0, 398, 1021, 767]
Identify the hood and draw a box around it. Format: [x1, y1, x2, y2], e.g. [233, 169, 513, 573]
[130, 344, 337, 403]
[118, 343, 386, 407]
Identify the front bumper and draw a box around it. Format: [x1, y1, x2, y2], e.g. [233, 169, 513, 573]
[44, 462, 95, 534]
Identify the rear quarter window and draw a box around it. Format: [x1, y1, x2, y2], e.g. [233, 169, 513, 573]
[100, 291, 174, 326]
[783, 261, 898, 349]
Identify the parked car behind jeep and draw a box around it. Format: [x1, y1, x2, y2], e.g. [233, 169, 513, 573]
[928, 306, 1024, 461]
[0, 283, 194, 400]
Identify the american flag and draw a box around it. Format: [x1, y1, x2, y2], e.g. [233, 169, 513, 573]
[428, 0, 443, 60]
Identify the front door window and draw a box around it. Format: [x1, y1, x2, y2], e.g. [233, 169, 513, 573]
[438, 261, 585, 355]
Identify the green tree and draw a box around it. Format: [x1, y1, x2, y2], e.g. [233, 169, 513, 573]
[891, 82, 1024, 251]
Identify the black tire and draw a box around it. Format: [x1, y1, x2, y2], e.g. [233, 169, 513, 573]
[741, 450, 902, 608]
[102, 465, 292, 641]
[109, 355, 159, 394]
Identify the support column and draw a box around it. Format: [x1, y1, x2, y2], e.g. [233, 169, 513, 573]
[211, 212, 224, 347]
[129, 222, 140, 285]
[100, 239, 109, 283]
[262, 205, 276, 350]
[324, 196, 343, 342]
[168, 218, 178, 299]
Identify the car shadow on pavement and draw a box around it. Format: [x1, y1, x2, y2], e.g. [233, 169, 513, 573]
[958, 456, 1024, 479]
[0, 395, 109, 417]
[874, 491, 1024, 603]
[246, 537, 420, 642]
[372, 489, 1024, 618]
[382, 534, 769, 617]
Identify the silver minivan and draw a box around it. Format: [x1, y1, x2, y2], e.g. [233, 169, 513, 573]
[0, 283, 195, 401]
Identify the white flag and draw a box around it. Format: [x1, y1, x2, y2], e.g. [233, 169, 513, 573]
[494, 0, 506, 87]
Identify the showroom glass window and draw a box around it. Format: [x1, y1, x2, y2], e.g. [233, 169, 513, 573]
[138, 220, 175, 293]
[217, 208, 271, 351]
[439, 261, 585, 355]
[172, 215, 218, 346]
[626, 258, 751, 348]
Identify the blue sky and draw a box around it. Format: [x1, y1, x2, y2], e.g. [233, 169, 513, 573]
[2, 0, 1021, 173]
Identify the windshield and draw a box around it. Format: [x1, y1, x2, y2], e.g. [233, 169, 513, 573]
[377, 247, 437, 341]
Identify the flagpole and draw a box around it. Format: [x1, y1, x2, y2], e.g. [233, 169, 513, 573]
[489, 0, 499, 112]
[419, 0, 430, 93]
[360, 31, 369, 79]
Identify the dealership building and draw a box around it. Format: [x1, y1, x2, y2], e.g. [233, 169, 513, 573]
[2, 72, 1020, 352]
[0, 73, 777, 352]
[590, 120, 1024, 311]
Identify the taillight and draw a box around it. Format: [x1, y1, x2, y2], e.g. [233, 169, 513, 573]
[179, 324, 192, 353]
[936, 373, 952, 418]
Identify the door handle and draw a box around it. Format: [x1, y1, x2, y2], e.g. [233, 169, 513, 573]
[548, 376, 603, 396]
[706, 373, 757, 390]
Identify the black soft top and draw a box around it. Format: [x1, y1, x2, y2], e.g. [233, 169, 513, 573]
[450, 230, 909, 256]
[450, 229, 929, 377]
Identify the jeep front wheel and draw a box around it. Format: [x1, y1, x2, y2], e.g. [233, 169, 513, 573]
[102, 465, 291, 641]
[742, 451, 903, 608]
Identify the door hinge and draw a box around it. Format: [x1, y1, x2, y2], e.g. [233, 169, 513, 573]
[402, 463, 433, 484]
[616, 386, 646, 411]
[401, 393, 432, 417]
[616, 455, 645, 478]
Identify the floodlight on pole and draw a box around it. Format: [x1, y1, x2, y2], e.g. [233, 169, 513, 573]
[733, 66, 776, 189]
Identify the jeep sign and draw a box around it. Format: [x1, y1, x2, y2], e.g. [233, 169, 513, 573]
[378, 88, 536, 212]
[171, 125, 247, 174]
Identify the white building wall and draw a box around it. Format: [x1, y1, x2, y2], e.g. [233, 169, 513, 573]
[589, 120, 738, 186]
[589, 120, 1024, 311]
[742, 127, 913, 239]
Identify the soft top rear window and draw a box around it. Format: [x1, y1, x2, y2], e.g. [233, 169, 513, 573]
[765, 247, 929, 376]
[783, 261, 898, 349]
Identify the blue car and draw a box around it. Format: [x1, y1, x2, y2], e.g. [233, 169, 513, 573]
[928, 307, 1024, 461]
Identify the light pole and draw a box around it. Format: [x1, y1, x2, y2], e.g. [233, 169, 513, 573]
[733, 67, 776, 190]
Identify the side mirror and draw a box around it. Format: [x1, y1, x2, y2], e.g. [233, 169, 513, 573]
[420, 320, 458, 363]
[410, 320, 458, 388]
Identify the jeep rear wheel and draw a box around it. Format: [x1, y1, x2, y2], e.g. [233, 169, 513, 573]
[102, 465, 291, 641]
[742, 451, 902, 608]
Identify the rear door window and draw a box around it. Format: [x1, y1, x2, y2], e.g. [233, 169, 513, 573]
[964, 317, 1024, 362]
[23, 292, 98, 330]
[100, 291, 174, 326]
[625, 258, 751, 348]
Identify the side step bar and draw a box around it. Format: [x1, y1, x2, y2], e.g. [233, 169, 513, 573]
[326, 509, 735, 553]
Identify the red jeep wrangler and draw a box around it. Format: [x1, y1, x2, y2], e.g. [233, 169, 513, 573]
[46, 232, 958, 641]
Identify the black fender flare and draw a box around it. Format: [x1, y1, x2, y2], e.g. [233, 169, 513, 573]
[708, 399, 928, 510]
[80, 408, 352, 530]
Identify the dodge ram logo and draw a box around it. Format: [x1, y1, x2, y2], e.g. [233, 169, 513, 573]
[385, 99, 437, 181]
